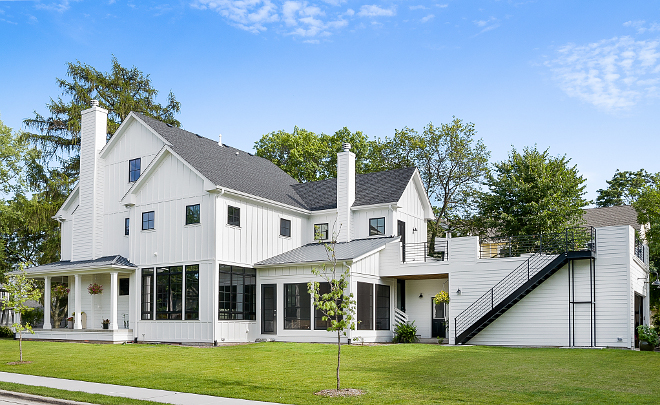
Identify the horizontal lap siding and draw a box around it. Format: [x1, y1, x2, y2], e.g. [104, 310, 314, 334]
[405, 279, 447, 338]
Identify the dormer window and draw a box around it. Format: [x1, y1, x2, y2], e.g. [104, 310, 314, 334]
[129, 158, 141, 182]
[369, 217, 385, 236]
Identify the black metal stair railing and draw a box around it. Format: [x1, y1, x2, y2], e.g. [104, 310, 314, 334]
[455, 226, 596, 344]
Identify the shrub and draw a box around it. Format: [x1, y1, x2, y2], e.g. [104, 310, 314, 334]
[393, 321, 419, 343]
[0, 326, 14, 338]
[637, 325, 659, 347]
[21, 307, 44, 327]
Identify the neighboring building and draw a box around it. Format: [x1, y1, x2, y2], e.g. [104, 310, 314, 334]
[19, 102, 652, 348]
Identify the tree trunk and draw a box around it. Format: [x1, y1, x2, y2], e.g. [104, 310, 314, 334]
[19, 331, 23, 362]
[336, 329, 341, 390]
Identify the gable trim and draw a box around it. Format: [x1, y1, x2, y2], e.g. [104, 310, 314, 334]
[53, 185, 80, 221]
[99, 113, 172, 159]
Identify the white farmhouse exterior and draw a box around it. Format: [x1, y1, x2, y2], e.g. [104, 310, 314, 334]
[19, 102, 652, 348]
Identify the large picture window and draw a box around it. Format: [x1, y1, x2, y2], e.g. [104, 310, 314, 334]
[186, 204, 200, 225]
[156, 266, 183, 320]
[218, 265, 256, 320]
[284, 283, 311, 330]
[369, 217, 385, 236]
[314, 282, 344, 330]
[185, 264, 199, 320]
[357, 282, 373, 330]
[141, 269, 153, 320]
[314, 223, 328, 240]
[376, 284, 390, 330]
[129, 158, 141, 182]
[228, 205, 240, 227]
[142, 211, 155, 230]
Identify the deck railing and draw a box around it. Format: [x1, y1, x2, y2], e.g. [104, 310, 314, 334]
[479, 227, 596, 259]
[635, 237, 649, 265]
[402, 240, 448, 263]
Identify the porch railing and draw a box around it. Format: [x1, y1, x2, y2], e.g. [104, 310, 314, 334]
[402, 240, 448, 263]
[479, 227, 596, 259]
[635, 237, 649, 265]
[394, 307, 408, 326]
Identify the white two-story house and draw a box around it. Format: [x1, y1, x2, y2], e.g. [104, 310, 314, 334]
[20, 101, 652, 348]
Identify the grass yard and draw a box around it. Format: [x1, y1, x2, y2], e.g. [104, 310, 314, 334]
[1, 339, 659, 404]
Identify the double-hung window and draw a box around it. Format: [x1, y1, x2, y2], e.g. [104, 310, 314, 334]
[369, 217, 385, 236]
[228, 206, 240, 227]
[186, 204, 200, 225]
[129, 158, 141, 182]
[142, 211, 155, 230]
[280, 218, 291, 237]
[314, 223, 329, 240]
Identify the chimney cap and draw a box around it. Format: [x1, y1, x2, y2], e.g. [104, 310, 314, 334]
[91, 100, 99, 107]
[342, 142, 351, 152]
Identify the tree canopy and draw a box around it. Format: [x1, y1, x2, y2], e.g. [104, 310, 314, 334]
[596, 169, 660, 207]
[23, 56, 181, 178]
[477, 146, 588, 237]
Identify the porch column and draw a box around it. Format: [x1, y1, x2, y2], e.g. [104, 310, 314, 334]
[43, 276, 52, 329]
[110, 271, 118, 330]
[74, 274, 82, 329]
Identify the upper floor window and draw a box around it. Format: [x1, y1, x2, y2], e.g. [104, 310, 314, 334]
[124, 218, 130, 235]
[129, 158, 141, 182]
[369, 217, 385, 236]
[280, 218, 291, 237]
[228, 205, 240, 227]
[186, 204, 200, 225]
[314, 223, 329, 240]
[142, 211, 155, 230]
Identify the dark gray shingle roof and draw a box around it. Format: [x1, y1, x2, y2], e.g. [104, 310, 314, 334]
[292, 167, 417, 211]
[255, 237, 399, 266]
[136, 113, 308, 210]
[21, 255, 136, 274]
[137, 114, 417, 211]
[583, 205, 642, 231]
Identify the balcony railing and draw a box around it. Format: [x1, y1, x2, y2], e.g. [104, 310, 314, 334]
[401, 240, 448, 263]
[479, 227, 596, 259]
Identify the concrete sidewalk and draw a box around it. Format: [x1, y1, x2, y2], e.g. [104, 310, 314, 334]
[0, 372, 285, 405]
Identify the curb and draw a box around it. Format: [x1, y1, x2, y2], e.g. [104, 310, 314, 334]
[0, 389, 94, 405]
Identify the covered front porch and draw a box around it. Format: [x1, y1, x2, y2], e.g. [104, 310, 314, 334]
[22, 255, 138, 342]
[391, 273, 450, 339]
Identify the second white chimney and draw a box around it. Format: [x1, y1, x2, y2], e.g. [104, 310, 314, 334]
[336, 143, 355, 243]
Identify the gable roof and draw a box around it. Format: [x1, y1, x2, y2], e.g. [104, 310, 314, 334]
[135, 113, 308, 210]
[255, 236, 399, 266]
[582, 205, 642, 231]
[20, 255, 137, 276]
[292, 167, 418, 211]
[134, 114, 421, 212]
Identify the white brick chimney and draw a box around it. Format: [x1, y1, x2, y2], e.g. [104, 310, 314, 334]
[71, 100, 107, 261]
[336, 143, 355, 243]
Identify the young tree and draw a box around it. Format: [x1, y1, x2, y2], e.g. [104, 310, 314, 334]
[23, 56, 181, 178]
[596, 169, 660, 207]
[307, 226, 357, 391]
[478, 146, 588, 237]
[1, 268, 42, 362]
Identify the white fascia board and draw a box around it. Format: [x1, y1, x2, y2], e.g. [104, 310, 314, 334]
[254, 259, 354, 269]
[409, 169, 435, 220]
[99, 113, 171, 159]
[351, 203, 401, 211]
[53, 185, 80, 221]
[220, 187, 312, 215]
[310, 208, 337, 215]
[23, 265, 137, 278]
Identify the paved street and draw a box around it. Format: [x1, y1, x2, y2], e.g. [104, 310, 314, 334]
[0, 390, 94, 405]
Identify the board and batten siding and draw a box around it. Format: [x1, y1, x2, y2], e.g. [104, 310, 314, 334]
[216, 195, 306, 267]
[351, 207, 391, 240]
[394, 179, 428, 245]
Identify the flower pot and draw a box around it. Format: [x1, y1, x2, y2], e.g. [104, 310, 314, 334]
[102, 323, 109, 330]
[67, 320, 73, 329]
[640, 340, 655, 351]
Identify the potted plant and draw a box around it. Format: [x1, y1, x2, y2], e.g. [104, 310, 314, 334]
[637, 325, 659, 351]
[88, 283, 103, 295]
[433, 291, 450, 304]
[66, 316, 73, 329]
[102, 319, 110, 330]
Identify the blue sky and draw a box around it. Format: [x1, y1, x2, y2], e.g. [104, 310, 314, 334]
[1, 0, 660, 203]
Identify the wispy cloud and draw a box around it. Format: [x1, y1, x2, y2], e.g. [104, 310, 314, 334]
[436, 4, 448, 8]
[357, 5, 395, 17]
[409, 5, 427, 11]
[420, 14, 434, 23]
[472, 16, 499, 34]
[545, 36, 660, 111]
[193, 0, 280, 33]
[623, 20, 660, 35]
[35, 0, 78, 13]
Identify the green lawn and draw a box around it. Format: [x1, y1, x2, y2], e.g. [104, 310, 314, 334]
[1, 338, 658, 404]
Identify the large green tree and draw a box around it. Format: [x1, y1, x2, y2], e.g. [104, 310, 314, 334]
[477, 146, 588, 237]
[633, 186, 660, 316]
[254, 126, 378, 183]
[23, 56, 181, 178]
[596, 169, 660, 207]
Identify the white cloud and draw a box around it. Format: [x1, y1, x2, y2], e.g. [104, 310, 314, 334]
[420, 14, 434, 23]
[344, 8, 354, 16]
[623, 20, 660, 34]
[357, 4, 395, 17]
[409, 5, 426, 11]
[436, 3, 448, 8]
[473, 16, 496, 27]
[546, 36, 660, 111]
[320, 0, 344, 5]
[193, 0, 279, 33]
[35, 1, 78, 13]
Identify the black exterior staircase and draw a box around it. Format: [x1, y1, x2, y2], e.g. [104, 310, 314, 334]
[454, 227, 596, 345]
